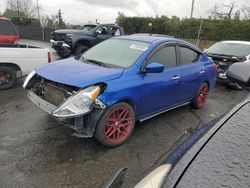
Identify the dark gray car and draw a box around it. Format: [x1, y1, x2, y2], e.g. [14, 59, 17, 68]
[50, 24, 124, 58]
[130, 95, 250, 187]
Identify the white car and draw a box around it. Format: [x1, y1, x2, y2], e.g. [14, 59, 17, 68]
[0, 43, 51, 89]
[205, 41, 250, 82]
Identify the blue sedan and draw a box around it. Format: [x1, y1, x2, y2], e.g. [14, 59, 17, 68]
[23, 35, 217, 147]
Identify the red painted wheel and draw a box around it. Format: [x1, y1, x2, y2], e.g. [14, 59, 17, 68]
[0, 67, 16, 90]
[192, 82, 209, 109]
[95, 102, 135, 147]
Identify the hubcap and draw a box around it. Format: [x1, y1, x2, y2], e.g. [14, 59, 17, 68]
[0, 72, 11, 87]
[104, 108, 133, 143]
[198, 85, 208, 107]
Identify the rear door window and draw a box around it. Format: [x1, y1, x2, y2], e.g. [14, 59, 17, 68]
[179, 47, 200, 65]
[0, 19, 15, 35]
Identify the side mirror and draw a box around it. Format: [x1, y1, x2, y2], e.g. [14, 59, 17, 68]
[143, 62, 164, 73]
[95, 30, 102, 35]
[226, 61, 250, 87]
[203, 48, 208, 53]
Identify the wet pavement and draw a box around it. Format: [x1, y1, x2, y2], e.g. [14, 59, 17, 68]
[0, 40, 249, 188]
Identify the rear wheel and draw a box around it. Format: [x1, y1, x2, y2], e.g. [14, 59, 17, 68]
[95, 102, 135, 147]
[191, 82, 209, 109]
[0, 67, 16, 90]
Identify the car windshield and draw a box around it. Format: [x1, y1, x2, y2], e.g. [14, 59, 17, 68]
[79, 25, 96, 32]
[207, 42, 250, 57]
[81, 38, 150, 68]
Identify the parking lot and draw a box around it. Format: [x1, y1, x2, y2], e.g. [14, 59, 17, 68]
[0, 40, 249, 188]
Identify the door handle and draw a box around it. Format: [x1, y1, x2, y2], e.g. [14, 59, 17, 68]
[200, 70, 205, 74]
[172, 75, 180, 80]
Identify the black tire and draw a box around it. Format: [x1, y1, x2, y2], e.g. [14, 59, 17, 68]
[95, 102, 135, 148]
[56, 50, 70, 59]
[74, 45, 89, 56]
[191, 82, 209, 109]
[0, 67, 16, 90]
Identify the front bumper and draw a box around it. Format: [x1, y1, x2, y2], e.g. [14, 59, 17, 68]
[28, 90, 57, 114]
[50, 39, 70, 48]
[28, 90, 104, 137]
[50, 39, 72, 58]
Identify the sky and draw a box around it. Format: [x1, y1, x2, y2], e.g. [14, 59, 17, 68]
[0, 0, 249, 24]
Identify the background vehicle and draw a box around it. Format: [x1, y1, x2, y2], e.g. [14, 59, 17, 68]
[227, 61, 250, 88]
[50, 24, 124, 58]
[0, 17, 20, 44]
[133, 92, 250, 187]
[0, 43, 51, 89]
[205, 41, 250, 85]
[24, 35, 216, 147]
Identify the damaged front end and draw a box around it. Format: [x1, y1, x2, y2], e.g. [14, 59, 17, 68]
[208, 55, 246, 82]
[23, 71, 107, 138]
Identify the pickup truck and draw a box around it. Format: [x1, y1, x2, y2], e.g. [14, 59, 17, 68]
[0, 43, 51, 89]
[0, 17, 20, 44]
[50, 24, 125, 58]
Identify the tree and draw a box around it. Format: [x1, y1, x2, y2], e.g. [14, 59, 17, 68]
[241, 6, 250, 20]
[234, 10, 241, 20]
[42, 10, 66, 29]
[208, 2, 238, 20]
[3, 8, 26, 18]
[44, 14, 58, 29]
[4, 0, 39, 18]
[58, 9, 65, 28]
[116, 12, 126, 24]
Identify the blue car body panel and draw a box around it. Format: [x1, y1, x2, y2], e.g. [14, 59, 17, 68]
[36, 58, 124, 88]
[35, 36, 216, 120]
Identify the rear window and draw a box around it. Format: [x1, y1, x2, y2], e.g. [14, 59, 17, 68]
[0, 19, 16, 35]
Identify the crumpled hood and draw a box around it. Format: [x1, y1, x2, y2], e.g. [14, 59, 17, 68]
[36, 58, 124, 88]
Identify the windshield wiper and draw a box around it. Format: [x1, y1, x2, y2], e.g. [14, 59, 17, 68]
[85, 59, 122, 68]
[85, 59, 108, 66]
[80, 57, 122, 68]
[207, 53, 241, 58]
[207, 53, 244, 62]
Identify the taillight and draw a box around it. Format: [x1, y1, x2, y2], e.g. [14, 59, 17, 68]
[48, 52, 52, 63]
[13, 36, 20, 44]
[212, 63, 218, 70]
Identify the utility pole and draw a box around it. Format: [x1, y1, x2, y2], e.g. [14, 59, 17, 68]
[196, 20, 203, 46]
[190, 0, 195, 18]
[16, 0, 20, 16]
[36, 0, 40, 21]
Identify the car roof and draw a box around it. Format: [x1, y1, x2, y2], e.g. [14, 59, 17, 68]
[131, 33, 174, 38]
[163, 96, 250, 187]
[221, 40, 250, 45]
[0, 17, 10, 20]
[116, 35, 177, 43]
[115, 35, 202, 53]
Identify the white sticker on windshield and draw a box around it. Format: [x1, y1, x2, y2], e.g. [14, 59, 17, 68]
[130, 45, 148, 51]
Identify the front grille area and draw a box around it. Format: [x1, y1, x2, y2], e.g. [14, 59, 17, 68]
[217, 61, 233, 72]
[43, 83, 66, 106]
[52, 33, 66, 41]
[31, 77, 79, 107]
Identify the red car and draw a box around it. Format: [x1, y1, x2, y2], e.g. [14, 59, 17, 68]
[0, 17, 20, 44]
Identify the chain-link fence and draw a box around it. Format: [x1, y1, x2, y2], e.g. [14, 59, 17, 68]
[15, 25, 54, 41]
